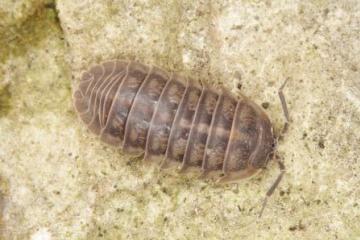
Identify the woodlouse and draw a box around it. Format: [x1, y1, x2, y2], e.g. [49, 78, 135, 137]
[73, 60, 289, 216]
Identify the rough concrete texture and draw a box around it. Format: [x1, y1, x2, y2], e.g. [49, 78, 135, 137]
[0, 0, 359, 239]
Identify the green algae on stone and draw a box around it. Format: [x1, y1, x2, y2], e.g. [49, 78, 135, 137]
[0, 2, 71, 118]
[0, 83, 11, 117]
[0, 0, 48, 28]
[0, 0, 60, 64]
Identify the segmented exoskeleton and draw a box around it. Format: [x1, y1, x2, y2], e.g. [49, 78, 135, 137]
[73, 60, 289, 216]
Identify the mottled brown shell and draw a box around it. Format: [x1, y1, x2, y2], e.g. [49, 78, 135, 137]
[73, 60, 275, 181]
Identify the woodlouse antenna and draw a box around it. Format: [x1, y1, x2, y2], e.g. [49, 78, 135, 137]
[259, 159, 285, 218]
[278, 78, 290, 135]
[259, 78, 290, 217]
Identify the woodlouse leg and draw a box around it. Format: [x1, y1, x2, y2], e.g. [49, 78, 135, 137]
[198, 170, 208, 179]
[178, 164, 188, 173]
[216, 167, 258, 184]
[159, 157, 174, 169]
[159, 158, 168, 169]
[278, 78, 290, 134]
[259, 159, 285, 218]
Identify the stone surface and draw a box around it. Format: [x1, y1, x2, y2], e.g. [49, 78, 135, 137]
[0, 0, 359, 239]
[0, 0, 49, 28]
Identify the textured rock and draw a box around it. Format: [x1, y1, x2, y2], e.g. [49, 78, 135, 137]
[0, 0, 359, 239]
[0, 0, 49, 28]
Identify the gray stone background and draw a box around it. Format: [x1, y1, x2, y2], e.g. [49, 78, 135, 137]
[0, 0, 359, 239]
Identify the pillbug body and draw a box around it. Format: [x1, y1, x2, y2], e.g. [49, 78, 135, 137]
[73, 60, 289, 216]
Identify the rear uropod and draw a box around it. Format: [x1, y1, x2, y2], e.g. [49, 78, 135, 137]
[73, 60, 290, 216]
